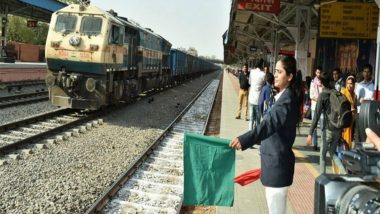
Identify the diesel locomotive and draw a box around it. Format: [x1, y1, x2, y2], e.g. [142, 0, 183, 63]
[45, 1, 217, 110]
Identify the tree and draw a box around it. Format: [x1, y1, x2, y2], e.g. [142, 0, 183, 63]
[187, 47, 198, 57]
[7, 15, 49, 45]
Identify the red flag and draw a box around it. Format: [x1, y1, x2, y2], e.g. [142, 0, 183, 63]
[234, 168, 261, 186]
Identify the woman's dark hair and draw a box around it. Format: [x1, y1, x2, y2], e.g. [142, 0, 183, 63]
[279, 56, 303, 122]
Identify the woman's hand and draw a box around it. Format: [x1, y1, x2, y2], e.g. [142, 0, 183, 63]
[306, 135, 312, 146]
[230, 138, 242, 150]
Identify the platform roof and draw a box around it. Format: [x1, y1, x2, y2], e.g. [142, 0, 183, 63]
[0, 0, 67, 23]
[224, 0, 319, 64]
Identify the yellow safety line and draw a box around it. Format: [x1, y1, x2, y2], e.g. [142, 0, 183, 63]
[293, 149, 319, 178]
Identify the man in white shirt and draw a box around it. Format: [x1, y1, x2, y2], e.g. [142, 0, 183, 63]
[248, 59, 266, 130]
[310, 66, 326, 151]
[355, 64, 374, 113]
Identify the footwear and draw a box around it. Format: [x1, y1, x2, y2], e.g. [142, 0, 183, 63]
[235, 116, 241, 119]
[313, 145, 318, 151]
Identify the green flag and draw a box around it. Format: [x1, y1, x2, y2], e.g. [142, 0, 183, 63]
[183, 132, 235, 206]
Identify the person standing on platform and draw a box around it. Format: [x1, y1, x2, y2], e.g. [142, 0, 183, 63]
[355, 64, 374, 113]
[306, 71, 346, 174]
[230, 56, 303, 214]
[248, 59, 266, 130]
[310, 66, 326, 151]
[258, 72, 276, 118]
[341, 75, 357, 149]
[235, 64, 250, 121]
[264, 64, 270, 74]
[332, 68, 344, 92]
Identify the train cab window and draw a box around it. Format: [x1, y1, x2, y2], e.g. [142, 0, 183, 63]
[80, 16, 102, 36]
[55, 14, 77, 33]
[109, 25, 123, 45]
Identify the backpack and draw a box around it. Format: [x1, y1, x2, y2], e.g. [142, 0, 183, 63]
[327, 89, 353, 129]
[263, 87, 277, 115]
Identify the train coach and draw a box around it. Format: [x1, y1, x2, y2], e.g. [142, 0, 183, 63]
[45, 1, 217, 110]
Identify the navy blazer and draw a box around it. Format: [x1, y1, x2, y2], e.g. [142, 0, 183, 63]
[238, 88, 298, 187]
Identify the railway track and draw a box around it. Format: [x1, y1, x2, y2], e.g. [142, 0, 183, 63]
[0, 108, 101, 155]
[0, 91, 49, 108]
[2, 80, 45, 88]
[86, 79, 220, 214]
[0, 74, 217, 156]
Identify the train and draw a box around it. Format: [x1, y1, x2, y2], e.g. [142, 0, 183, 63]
[45, 0, 218, 110]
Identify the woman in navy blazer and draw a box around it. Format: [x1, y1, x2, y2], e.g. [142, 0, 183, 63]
[230, 56, 302, 214]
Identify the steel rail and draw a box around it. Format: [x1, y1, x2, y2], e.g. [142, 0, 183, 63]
[0, 108, 95, 154]
[85, 79, 220, 214]
[2, 80, 45, 88]
[0, 91, 49, 108]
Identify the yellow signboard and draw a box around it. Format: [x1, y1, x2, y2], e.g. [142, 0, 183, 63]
[320, 2, 379, 39]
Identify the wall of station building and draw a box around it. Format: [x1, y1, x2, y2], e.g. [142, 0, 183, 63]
[280, 37, 376, 82]
[5, 42, 45, 63]
[0, 68, 46, 83]
[314, 38, 376, 81]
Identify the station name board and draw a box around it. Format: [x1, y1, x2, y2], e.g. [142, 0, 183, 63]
[320, 2, 378, 39]
[237, 0, 280, 14]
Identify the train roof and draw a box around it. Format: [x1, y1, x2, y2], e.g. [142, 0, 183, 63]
[55, 4, 124, 25]
[115, 16, 171, 46]
[55, 3, 171, 47]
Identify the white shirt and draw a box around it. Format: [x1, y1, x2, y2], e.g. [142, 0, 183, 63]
[355, 80, 374, 101]
[248, 68, 266, 105]
[274, 88, 285, 102]
[309, 79, 323, 111]
[355, 80, 374, 112]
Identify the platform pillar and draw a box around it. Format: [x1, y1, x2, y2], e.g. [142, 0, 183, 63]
[287, 6, 311, 80]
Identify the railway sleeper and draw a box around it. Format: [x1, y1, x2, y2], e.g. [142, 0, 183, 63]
[106, 200, 177, 214]
[0, 134, 24, 140]
[9, 130, 36, 137]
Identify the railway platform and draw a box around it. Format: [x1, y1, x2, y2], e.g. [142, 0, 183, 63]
[216, 71, 335, 214]
[0, 62, 47, 83]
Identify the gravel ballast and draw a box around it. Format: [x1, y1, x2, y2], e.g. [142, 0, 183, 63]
[0, 85, 47, 97]
[0, 101, 59, 126]
[0, 71, 220, 213]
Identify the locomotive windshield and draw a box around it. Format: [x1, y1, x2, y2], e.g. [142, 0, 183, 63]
[54, 14, 77, 33]
[80, 16, 103, 36]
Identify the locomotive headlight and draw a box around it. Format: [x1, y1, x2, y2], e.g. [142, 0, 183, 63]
[45, 74, 56, 87]
[86, 78, 96, 92]
[69, 36, 81, 47]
